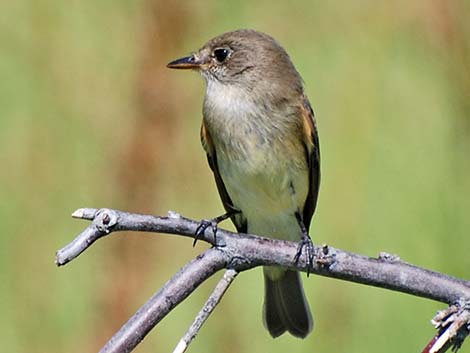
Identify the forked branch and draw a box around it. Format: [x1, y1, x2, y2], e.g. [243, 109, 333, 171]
[56, 208, 470, 353]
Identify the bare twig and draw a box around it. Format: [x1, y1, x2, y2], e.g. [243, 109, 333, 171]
[56, 208, 470, 352]
[56, 208, 217, 266]
[173, 269, 238, 353]
[421, 301, 470, 353]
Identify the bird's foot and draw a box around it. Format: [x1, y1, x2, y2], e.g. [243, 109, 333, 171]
[194, 211, 236, 246]
[294, 234, 315, 276]
[194, 218, 219, 246]
[293, 211, 316, 275]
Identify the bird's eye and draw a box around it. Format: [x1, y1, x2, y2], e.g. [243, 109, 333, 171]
[213, 48, 230, 63]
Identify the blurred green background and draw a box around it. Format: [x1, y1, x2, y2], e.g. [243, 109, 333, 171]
[1, 1, 469, 352]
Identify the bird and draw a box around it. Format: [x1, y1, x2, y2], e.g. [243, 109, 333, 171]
[167, 29, 320, 339]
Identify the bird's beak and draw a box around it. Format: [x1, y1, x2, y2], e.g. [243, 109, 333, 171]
[167, 54, 203, 70]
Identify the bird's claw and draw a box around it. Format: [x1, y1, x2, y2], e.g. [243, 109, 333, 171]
[194, 219, 218, 246]
[294, 236, 315, 276]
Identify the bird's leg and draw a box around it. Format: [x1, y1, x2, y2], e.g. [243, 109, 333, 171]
[194, 207, 240, 246]
[294, 211, 315, 276]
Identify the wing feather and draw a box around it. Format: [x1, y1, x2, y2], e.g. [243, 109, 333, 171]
[299, 96, 321, 229]
[201, 121, 247, 233]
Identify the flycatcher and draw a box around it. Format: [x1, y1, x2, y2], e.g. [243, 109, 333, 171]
[167, 29, 320, 339]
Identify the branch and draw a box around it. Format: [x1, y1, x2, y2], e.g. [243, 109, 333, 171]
[173, 269, 238, 353]
[100, 248, 226, 353]
[56, 208, 470, 352]
[421, 302, 470, 353]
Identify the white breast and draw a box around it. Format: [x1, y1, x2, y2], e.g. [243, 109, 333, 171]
[205, 80, 261, 120]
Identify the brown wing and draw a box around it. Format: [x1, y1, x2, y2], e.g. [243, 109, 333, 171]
[299, 96, 321, 230]
[201, 121, 247, 233]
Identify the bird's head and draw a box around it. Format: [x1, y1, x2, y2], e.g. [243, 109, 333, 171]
[167, 29, 302, 91]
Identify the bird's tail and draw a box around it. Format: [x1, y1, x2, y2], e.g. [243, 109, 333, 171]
[263, 268, 313, 338]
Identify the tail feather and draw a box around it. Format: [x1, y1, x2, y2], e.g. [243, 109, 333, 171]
[263, 269, 313, 338]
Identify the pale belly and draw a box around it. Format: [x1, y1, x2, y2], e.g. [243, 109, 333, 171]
[202, 80, 309, 242]
[217, 148, 309, 242]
